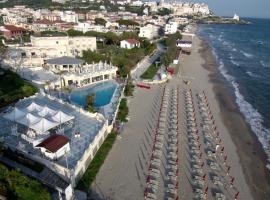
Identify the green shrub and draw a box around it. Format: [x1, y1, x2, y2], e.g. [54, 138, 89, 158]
[77, 132, 117, 191]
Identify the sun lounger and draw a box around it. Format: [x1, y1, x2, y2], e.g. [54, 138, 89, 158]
[166, 175, 177, 182]
[191, 168, 204, 175]
[209, 162, 220, 171]
[215, 192, 226, 200]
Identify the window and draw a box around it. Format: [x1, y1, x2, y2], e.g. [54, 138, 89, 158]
[21, 52, 26, 57]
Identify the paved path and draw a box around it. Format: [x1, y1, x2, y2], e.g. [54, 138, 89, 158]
[131, 43, 165, 81]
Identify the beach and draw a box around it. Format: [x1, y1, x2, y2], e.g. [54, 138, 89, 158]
[197, 35, 270, 199]
[89, 28, 270, 200]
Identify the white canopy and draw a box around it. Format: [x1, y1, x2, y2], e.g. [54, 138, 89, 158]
[30, 118, 59, 133]
[49, 111, 74, 123]
[3, 102, 74, 134]
[16, 113, 41, 126]
[24, 102, 43, 113]
[3, 107, 26, 121]
[38, 105, 57, 117]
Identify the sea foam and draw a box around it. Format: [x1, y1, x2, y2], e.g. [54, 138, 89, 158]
[241, 50, 254, 58]
[213, 49, 270, 169]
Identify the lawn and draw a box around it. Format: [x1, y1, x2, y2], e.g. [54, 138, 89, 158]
[140, 58, 161, 80]
[0, 69, 38, 108]
[76, 132, 117, 191]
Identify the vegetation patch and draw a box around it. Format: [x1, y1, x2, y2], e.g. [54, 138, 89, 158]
[156, 8, 173, 16]
[124, 81, 135, 96]
[117, 98, 129, 122]
[85, 94, 97, 113]
[140, 58, 161, 80]
[0, 69, 38, 108]
[0, 163, 50, 200]
[76, 132, 117, 191]
[3, 148, 44, 173]
[161, 32, 182, 67]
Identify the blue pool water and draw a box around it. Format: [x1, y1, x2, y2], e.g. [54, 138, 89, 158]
[70, 81, 117, 107]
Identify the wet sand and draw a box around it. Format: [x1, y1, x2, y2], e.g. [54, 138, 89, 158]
[199, 37, 270, 200]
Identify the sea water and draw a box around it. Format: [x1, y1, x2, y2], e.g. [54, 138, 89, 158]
[198, 18, 270, 169]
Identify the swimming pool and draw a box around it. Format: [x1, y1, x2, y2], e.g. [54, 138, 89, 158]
[70, 81, 118, 108]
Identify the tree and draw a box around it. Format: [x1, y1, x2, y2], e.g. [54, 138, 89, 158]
[117, 19, 139, 27]
[156, 8, 173, 16]
[94, 18, 107, 26]
[161, 32, 182, 67]
[0, 164, 51, 200]
[67, 29, 84, 36]
[85, 94, 96, 113]
[82, 50, 109, 64]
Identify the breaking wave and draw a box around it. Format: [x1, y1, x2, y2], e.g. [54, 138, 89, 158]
[212, 49, 270, 169]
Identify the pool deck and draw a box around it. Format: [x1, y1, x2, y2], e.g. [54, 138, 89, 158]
[0, 94, 105, 170]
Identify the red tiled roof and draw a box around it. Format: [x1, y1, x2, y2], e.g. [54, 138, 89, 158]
[35, 18, 53, 25]
[125, 38, 140, 45]
[4, 25, 26, 31]
[37, 134, 69, 153]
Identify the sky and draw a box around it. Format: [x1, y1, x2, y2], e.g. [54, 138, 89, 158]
[183, 0, 270, 19]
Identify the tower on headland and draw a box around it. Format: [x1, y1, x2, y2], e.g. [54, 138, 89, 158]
[233, 14, 240, 21]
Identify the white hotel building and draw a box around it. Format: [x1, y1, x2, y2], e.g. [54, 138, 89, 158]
[45, 57, 118, 88]
[5, 35, 97, 67]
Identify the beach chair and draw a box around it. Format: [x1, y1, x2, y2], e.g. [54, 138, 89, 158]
[215, 192, 226, 200]
[166, 175, 177, 182]
[212, 176, 223, 186]
[191, 168, 204, 176]
[209, 161, 220, 171]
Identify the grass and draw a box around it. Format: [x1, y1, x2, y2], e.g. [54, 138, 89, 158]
[76, 132, 117, 191]
[117, 98, 129, 122]
[140, 60, 160, 80]
[0, 69, 38, 108]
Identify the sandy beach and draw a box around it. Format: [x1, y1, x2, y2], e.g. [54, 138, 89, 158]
[89, 28, 270, 200]
[198, 35, 270, 200]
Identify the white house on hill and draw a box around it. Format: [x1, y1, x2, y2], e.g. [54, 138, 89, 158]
[120, 39, 140, 49]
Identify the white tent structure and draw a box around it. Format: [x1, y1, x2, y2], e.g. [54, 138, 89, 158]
[38, 105, 58, 117]
[49, 111, 75, 123]
[3, 107, 26, 121]
[3, 102, 74, 135]
[24, 102, 43, 113]
[16, 113, 40, 126]
[30, 118, 59, 134]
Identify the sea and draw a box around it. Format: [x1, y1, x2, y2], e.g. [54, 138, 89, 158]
[198, 18, 270, 169]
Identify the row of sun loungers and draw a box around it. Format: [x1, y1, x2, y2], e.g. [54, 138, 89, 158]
[145, 87, 171, 200]
[165, 88, 180, 200]
[196, 91, 241, 200]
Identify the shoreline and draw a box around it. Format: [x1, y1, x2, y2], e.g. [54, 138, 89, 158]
[198, 34, 270, 199]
